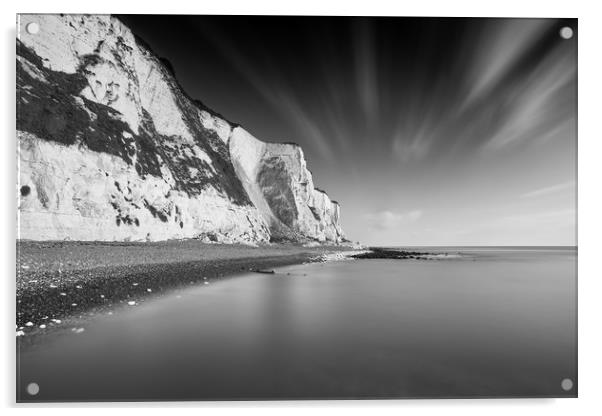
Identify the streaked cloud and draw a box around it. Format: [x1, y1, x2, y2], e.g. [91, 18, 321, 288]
[193, 22, 336, 161]
[391, 134, 431, 163]
[481, 47, 576, 151]
[126, 15, 576, 245]
[520, 181, 575, 198]
[353, 19, 379, 126]
[461, 19, 556, 109]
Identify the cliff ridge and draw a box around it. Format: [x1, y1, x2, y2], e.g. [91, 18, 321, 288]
[17, 14, 345, 244]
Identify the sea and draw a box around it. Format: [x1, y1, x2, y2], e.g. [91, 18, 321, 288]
[17, 246, 577, 401]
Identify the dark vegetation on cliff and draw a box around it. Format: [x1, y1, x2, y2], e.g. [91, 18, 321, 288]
[17, 39, 251, 206]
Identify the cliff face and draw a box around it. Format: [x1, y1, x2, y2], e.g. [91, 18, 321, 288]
[16, 14, 345, 243]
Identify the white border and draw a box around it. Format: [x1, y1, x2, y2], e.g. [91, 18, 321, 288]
[3, 1, 601, 414]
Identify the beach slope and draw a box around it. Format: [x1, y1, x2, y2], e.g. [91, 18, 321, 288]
[17, 240, 353, 334]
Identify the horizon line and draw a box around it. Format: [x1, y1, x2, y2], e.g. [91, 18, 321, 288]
[371, 245, 577, 248]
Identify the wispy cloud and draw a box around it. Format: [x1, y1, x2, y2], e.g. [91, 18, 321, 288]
[364, 210, 422, 230]
[194, 23, 336, 161]
[520, 181, 575, 198]
[391, 128, 433, 164]
[461, 19, 555, 109]
[480, 48, 576, 151]
[353, 19, 379, 126]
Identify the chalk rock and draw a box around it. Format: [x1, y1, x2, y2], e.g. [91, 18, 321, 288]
[16, 14, 344, 244]
[229, 128, 344, 242]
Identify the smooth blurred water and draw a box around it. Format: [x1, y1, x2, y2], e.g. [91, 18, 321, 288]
[17, 248, 577, 401]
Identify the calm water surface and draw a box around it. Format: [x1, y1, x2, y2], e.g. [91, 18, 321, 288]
[17, 248, 577, 401]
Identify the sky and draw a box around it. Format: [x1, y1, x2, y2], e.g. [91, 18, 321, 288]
[119, 15, 577, 246]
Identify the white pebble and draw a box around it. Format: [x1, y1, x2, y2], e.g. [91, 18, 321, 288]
[39, 324, 46, 329]
[204, 281, 209, 285]
[132, 283, 139, 286]
[51, 319, 61, 324]
[21, 265, 30, 270]
[71, 327, 85, 334]
[16, 330, 25, 337]
[127, 301, 136, 306]
[76, 285, 82, 289]
[49, 284, 57, 288]
[71, 303, 77, 307]
[100, 294, 105, 298]
[146, 288, 152, 292]
[60, 292, 67, 296]
[25, 322, 34, 327]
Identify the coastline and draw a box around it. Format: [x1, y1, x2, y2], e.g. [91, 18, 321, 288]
[16, 240, 357, 337]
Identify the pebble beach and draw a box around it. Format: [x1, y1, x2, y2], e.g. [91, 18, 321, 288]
[16, 240, 354, 339]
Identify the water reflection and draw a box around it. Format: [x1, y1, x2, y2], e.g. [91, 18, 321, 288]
[17, 249, 577, 401]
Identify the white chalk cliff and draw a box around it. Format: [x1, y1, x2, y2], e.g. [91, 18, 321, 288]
[17, 14, 345, 244]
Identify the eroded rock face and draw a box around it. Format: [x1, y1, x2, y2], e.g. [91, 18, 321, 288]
[228, 128, 344, 242]
[16, 14, 344, 243]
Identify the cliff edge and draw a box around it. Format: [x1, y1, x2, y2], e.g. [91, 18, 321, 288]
[17, 14, 345, 244]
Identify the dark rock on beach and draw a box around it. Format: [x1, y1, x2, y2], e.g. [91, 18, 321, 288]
[351, 247, 438, 260]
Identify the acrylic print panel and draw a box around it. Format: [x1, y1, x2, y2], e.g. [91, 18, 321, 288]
[16, 14, 577, 402]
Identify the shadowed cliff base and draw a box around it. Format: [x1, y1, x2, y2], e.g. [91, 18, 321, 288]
[16, 240, 356, 342]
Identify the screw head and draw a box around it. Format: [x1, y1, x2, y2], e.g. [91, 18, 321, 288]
[559, 27, 573, 39]
[25, 22, 40, 35]
[26, 382, 39, 395]
[561, 378, 574, 391]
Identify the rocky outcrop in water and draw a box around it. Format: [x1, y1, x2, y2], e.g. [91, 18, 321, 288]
[17, 14, 345, 244]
